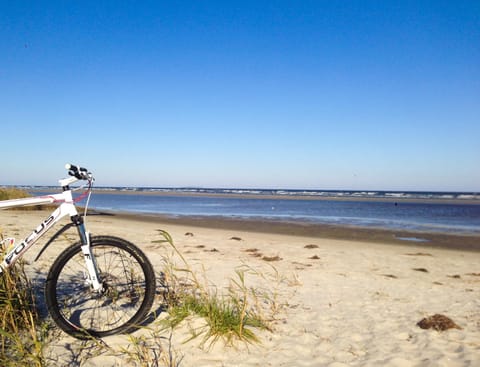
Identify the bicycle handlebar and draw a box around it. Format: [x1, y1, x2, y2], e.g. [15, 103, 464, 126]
[65, 164, 93, 181]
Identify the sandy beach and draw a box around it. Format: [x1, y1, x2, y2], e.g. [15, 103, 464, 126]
[1, 209, 479, 366]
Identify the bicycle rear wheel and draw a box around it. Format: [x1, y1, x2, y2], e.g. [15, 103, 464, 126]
[45, 236, 156, 339]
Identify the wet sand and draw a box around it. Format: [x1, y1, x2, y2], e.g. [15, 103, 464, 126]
[106, 210, 480, 252]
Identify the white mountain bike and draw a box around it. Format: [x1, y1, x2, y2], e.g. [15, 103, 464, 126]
[0, 164, 156, 339]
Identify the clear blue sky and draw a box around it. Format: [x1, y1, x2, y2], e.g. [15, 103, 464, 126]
[1, 1, 479, 191]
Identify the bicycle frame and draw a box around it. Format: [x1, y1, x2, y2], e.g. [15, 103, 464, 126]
[0, 175, 103, 291]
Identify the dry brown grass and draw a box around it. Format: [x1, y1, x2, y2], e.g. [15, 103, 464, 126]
[0, 256, 48, 366]
[0, 188, 50, 211]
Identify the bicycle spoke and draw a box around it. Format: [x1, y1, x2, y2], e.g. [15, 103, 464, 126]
[51, 243, 150, 334]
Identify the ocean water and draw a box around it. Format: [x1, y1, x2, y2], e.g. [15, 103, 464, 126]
[28, 187, 480, 235]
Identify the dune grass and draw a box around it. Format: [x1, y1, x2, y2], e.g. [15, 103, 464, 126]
[0, 254, 48, 366]
[0, 189, 49, 365]
[154, 229, 273, 348]
[0, 187, 46, 210]
[0, 187, 31, 200]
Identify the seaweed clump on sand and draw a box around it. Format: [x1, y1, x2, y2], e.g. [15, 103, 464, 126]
[417, 314, 461, 331]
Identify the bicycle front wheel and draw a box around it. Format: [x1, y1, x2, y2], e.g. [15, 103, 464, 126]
[45, 236, 156, 339]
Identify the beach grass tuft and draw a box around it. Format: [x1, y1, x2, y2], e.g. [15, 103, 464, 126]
[0, 256, 48, 366]
[155, 229, 272, 348]
[0, 196, 50, 366]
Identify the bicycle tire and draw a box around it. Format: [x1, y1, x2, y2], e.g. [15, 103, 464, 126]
[45, 235, 156, 339]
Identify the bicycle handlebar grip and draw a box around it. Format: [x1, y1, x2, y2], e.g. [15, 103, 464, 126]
[65, 164, 91, 180]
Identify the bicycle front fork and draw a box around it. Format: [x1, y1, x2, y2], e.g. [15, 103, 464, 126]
[72, 215, 103, 292]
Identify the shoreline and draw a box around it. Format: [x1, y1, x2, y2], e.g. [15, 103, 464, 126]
[26, 187, 480, 205]
[93, 210, 480, 252]
[21, 188, 480, 249]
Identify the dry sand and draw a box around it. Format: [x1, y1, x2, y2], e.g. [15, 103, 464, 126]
[1, 209, 479, 366]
